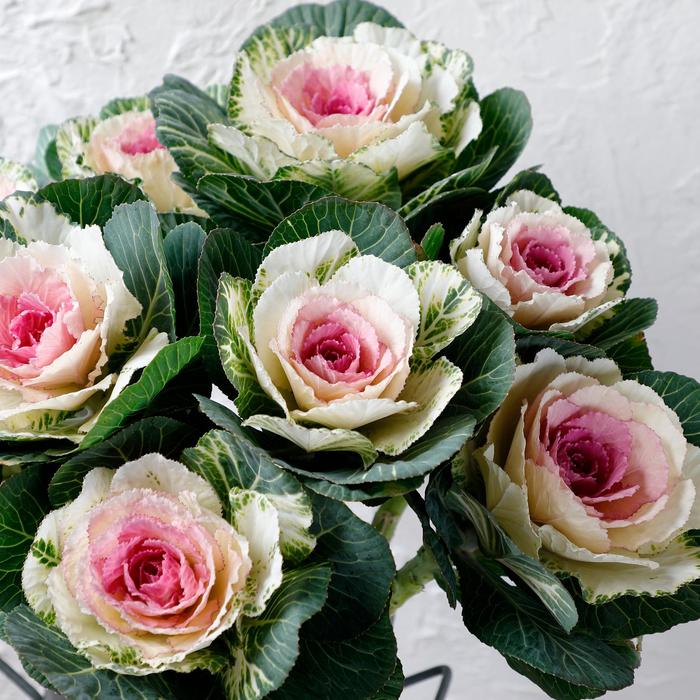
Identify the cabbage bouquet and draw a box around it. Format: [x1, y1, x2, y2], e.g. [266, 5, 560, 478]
[0, 2, 697, 700]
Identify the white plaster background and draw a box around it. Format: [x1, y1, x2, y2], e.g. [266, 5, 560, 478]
[1, 0, 699, 697]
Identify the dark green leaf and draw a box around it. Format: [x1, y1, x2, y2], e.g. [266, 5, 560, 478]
[302, 494, 394, 640]
[302, 475, 424, 502]
[266, 196, 416, 268]
[506, 657, 604, 700]
[0, 466, 50, 611]
[164, 221, 206, 337]
[583, 298, 657, 350]
[5, 605, 197, 699]
[99, 95, 150, 119]
[81, 336, 203, 449]
[48, 417, 200, 507]
[197, 173, 331, 239]
[244, 0, 403, 48]
[517, 335, 606, 363]
[370, 660, 404, 700]
[197, 227, 263, 387]
[103, 200, 176, 349]
[32, 124, 62, 185]
[223, 564, 332, 699]
[632, 370, 700, 447]
[419, 223, 445, 260]
[495, 169, 561, 206]
[446, 295, 516, 423]
[269, 611, 398, 700]
[605, 334, 653, 375]
[34, 174, 147, 227]
[150, 75, 240, 192]
[457, 88, 532, 189]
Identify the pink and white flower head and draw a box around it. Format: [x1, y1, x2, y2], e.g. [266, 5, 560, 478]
[451, 191, 619, 330]
[57, 108, 203, 215]
[217, 230, 482, 457]
[474, 349, 700, 602]
[0, 198, 167, 441]
[0, 157, 37, 201]
[210, 22, 482, 191]
[22, 455, 285, 673]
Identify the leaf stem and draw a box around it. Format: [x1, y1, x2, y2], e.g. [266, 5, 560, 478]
[372, 496, 408, 542]
[390, 545, 440, 614]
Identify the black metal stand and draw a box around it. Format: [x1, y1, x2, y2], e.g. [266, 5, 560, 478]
[0, 657, 43, 700]
[404, 665, 452, 699]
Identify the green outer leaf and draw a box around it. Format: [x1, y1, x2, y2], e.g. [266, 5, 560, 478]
[103, 200, 176, 346]
[506, 657, 604, 700]
[163, 221, 207, 338]
[0, 466, 50, 611]
[48, 416, 200, 507]
[399, 149, 495, 222]
[302, 494, 395, 640]
[265, 196, 416, 268]
[573, 578, 700, 640]
[150, 75, 240, 191]
[458, 564, 636, 692]
[197, 173, 331, 238]
[99, 95, 150, 119]
[405, 492, 459, 608]
[81, 336, 203, 449]
[5, 605, 197, 699]
[449, 490, 578, 633]
[582, 298, 657, 350]
[495, 169, 561, 206]
[302, 475, 424, 502]
[182, 429, 315, 562]
[564, 206, 631, 295]
[605, 333, 653, 375]
[457, 88, 533, 189]
[197, 227, 263, 387]
[194, 394, 257, 443]
[632, 370, 700, 448]
[243, 0, 403, 48]
[370, 660, 404, 700]
[446, 295, 516, 423]
[223, 564, 332, 700]
[215, 273, 282, 418]
[269, 611, 398, 700]
[34, 174, 147, 227]
[419, 222, 445, 260]
[516, 335, 606, 364]
[32, 123, 62, 185]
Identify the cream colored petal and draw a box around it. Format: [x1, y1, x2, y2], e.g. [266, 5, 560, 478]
[292, 396, 416, 430]
[109, 454, 222, 516]
[253, 230, 358, 297]
[253, 271, 316, 389]
[459, 248, 512, 312]
[449, 209, 483, 263]
[0, 198, 75, 245]
[526, 459, 610, 554]
[506, 190, 563, 215]
[330, 255, 420, 328]
[477, 443, 541, 559]
[366, 357, 463, 455]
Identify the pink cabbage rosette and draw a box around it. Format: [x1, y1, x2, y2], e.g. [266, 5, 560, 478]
[0, 157, 37, 200]
[474, 349, 700, 602]
[0, 197, 167, 442]
[210, 22, 481, 197]
[215, 230, 482, 458]
[56, 104, 203, 214]
[451, 190, 622, 330]
[22, 455, 284, 673]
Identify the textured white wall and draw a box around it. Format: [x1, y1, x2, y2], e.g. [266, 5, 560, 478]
[1, 0, 699, 698]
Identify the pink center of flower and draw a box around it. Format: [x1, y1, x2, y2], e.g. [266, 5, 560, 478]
[118, 119, 164, 156]
[98, 519, 209, 615]
[280, 64, 378, 127]
[0, 263, 83, 371]
[291, 300, 388, 386]
[508, 224, 589, 293]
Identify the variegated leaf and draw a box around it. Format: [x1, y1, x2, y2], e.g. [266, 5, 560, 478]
[408, 260, 482, 361]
